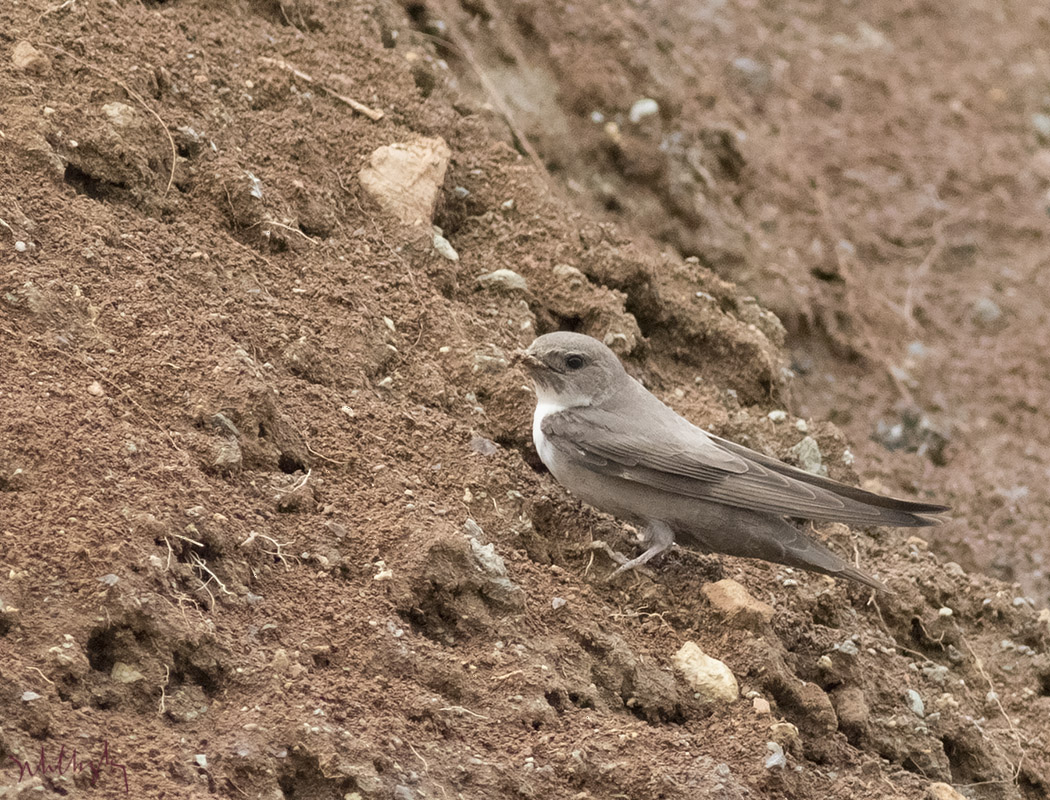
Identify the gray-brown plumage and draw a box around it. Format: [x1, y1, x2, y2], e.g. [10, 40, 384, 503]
[515, 332, 948, 591]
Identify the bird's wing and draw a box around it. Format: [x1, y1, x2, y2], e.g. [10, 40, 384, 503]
[542, 404, 947, 526]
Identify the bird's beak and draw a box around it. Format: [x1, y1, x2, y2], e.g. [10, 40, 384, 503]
[511, 349, 544, 370]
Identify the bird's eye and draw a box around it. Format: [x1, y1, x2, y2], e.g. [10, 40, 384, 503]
[565, 354, 585, 370]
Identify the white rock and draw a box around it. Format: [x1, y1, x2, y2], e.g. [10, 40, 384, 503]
[673, 641, 738, 703]
[905, 688, 924, 717]
[628, 98, 660, 124]
[433, 234, 459, 261]
[476, 269, 526, 291]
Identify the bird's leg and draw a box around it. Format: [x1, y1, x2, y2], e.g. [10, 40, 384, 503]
[605, 520, 675, 579]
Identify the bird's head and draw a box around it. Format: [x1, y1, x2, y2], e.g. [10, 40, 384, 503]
[513, 332, 627, 408]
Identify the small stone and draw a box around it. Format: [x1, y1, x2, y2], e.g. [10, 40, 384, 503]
[551, 597, 566, 610]
[943, 562, 965, 577]
[937, 607, 953, 617]
[111, 662, 145, 683]
[358, 137, 451, 226]
[730, 57, 771, 92]
[836, 639, 860, 657]
[98, 573, 119, 586]
[789, 436, 827, 476]
[763, 742, 786, 769]
[628, 98, 660, 124]
[195, 754, 208, 769]
[12, 41, 51, 75]
[672, 641, 738, 703]
[552, 263, 585, 281]
[769, 721, 801, 748]
[470, 436, 498, 456]
[795, 419, 808, 433]
[102, 102, 138, 128]
[752, 697, 771, 715]
[21, 691, 42, 702]
[971, 296, 1002, 326]
[701, 578, 775, 627]
[87, 381, 105, 397]
[393, 786, 415, 800]
[927, 782, 967, 800]
[476, 269, 527, 292]
[432, 233, 459, 261]
[905, 689, 925, 718]
[14, 241, 27, 253]
[767, 410, 787, 423]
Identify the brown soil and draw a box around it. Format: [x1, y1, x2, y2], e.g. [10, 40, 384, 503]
[1, 1, 1049, 799]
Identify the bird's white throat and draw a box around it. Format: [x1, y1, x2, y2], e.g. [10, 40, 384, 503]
[532, 400, 564, 466]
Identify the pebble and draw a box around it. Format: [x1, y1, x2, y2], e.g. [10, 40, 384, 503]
[789, 436, 826, 476]
[971, 296, 1002, 326]
[14, 241, 27, 252]
[21, 691, 42, 702]
[763, 742, 786, 769]
[551, 597, 566, 610]
[628, 97, 659, 124]
[470, 436, 498, 456]
[730, 57, 771, 92]
[476, 268, 527, 291]
[905, 689, 925, 718]
[111, 662, 145, 683]
[102, 101, 138, 129]
[12, 41, 51, 75]
[673, 641, 739, 703]
[752, 697, 771, 715]
[836, 639, 860, 657]
[88, 381, 105, 396]
[433, 233, 459, 261]
[701, 578, 775, 627]
[767, 410, 787, 423]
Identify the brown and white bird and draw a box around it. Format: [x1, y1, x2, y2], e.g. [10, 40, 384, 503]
[515, 332, 948, 591]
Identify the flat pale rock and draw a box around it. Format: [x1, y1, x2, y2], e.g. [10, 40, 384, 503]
[672, 641, 738, 703]
[701, 578, 775, 627]
[111, 661, 145, 683]
[359, 136, 451, 226]
[12, 41, 50, 75]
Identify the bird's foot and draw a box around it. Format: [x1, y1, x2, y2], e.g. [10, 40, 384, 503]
[594, 521, 676, 580]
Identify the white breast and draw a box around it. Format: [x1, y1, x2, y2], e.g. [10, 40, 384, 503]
[532, 400, 564, 467]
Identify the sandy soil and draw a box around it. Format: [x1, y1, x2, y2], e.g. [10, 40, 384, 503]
[1, 1, 1049, 799]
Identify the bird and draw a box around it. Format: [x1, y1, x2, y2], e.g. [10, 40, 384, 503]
[513, 331, 949, 591]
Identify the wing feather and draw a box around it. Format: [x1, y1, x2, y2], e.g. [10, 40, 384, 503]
[542, 403, 946, 527]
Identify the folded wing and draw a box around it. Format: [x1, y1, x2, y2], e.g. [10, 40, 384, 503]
[542, 403, 948, 527]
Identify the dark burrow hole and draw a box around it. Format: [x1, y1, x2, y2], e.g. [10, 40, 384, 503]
[278, 452, 306, 474]
[172, 647, 221, 696]
[86, 626, 118, 672]
[64, 164, 128, 202]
